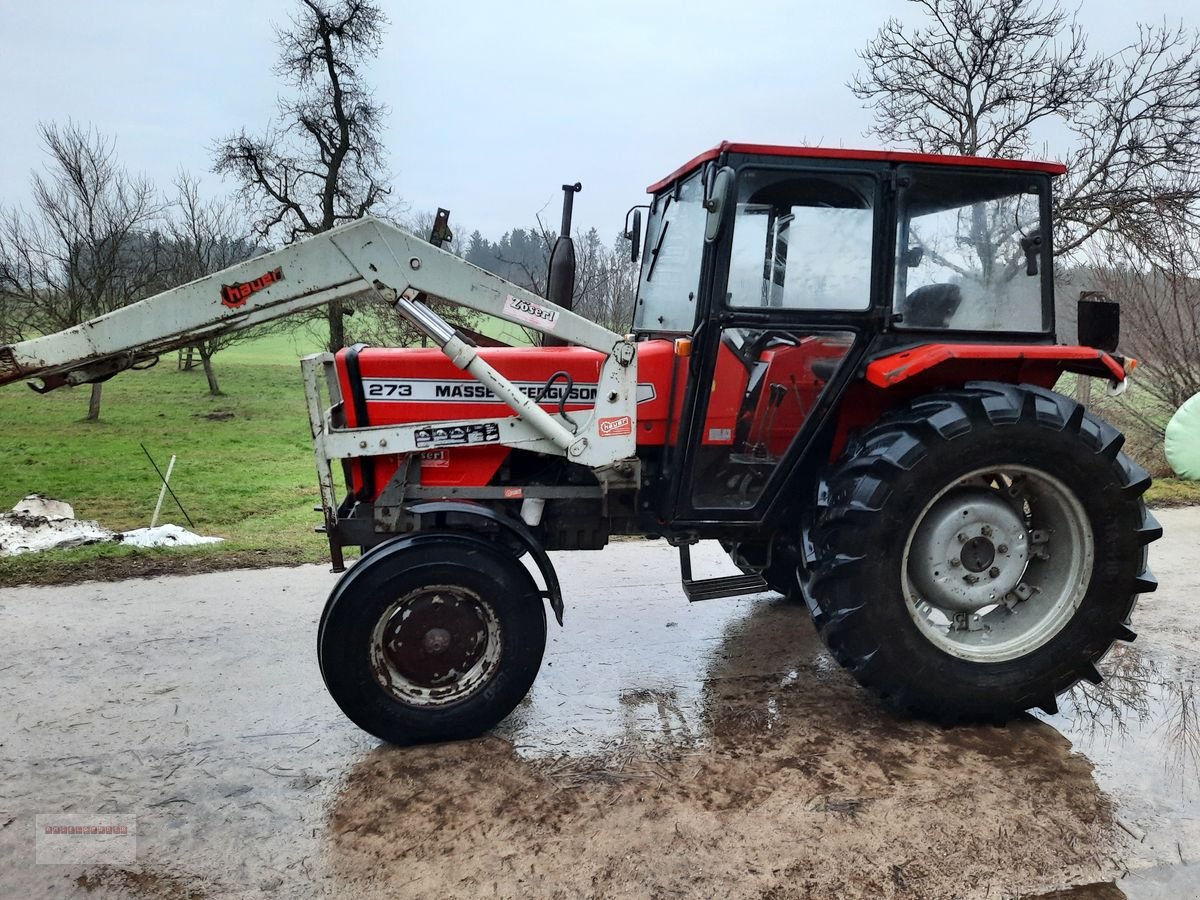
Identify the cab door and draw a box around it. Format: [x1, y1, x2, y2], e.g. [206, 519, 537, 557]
[673, 165, 885, 520]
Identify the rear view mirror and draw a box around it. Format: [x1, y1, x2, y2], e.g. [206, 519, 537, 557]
[903, 246, 924, 267]
[704, 166, 735, 242]
[1078, 291, 1120, 352]
[624, 206, 645, 264]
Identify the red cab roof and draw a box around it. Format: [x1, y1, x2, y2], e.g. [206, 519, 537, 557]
[646, 142, 1067, 193]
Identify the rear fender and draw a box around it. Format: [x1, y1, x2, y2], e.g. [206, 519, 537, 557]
[828, 344, 1128, 461]
[864, 343, 1126, 390]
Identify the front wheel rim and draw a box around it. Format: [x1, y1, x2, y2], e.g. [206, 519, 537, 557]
[902, 465, 1094, 663]
[369, 584, 503, 707]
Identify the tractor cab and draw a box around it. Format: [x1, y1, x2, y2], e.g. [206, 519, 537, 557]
[630, 144, 1063, 523]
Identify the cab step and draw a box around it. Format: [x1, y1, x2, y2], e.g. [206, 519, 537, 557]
[678, 545, 769, 602]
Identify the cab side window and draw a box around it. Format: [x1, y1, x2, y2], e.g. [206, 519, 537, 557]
[727, 172, 876, 312]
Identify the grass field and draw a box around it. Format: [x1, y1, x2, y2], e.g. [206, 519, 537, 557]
[1, 333, 1196, 586]
[0, 331, 333, 586]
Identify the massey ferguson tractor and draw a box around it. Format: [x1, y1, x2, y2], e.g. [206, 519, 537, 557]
[0, 143, 1161, 745]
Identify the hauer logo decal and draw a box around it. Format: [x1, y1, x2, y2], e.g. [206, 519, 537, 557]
[598, 415, 633, 437]
[503, 294, 559, 331]
[220, 267, 284, 309]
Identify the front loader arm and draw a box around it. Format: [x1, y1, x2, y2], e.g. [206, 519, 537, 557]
[0, 216, 626, 390]
[0, 216, 640, 469]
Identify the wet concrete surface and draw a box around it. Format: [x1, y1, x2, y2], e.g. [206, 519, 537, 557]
[0, 508, 1197, 898]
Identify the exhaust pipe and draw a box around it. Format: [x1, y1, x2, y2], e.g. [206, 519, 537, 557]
[544, 182, 581, 347]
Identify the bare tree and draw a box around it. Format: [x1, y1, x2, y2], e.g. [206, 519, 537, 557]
[163, 173, 265, 395]
[851, 1, 1200, 256]
[213, 0, 391, 353]
[0, 293, 22, 344]
[1093, 224, 1200, 420]
[571, 229, 639, 333]
[0, 122, 160, 420]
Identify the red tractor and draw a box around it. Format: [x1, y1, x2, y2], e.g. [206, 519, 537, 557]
[2, 143, 1160, 745]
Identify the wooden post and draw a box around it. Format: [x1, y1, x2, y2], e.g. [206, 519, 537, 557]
[151, 455, 177, 528]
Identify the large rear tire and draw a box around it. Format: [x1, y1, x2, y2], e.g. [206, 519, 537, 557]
[318, 533, 546, 745]
[805, 382, 1161, 722]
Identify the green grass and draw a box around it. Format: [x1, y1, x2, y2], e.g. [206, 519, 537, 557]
[1144, 477, 1200, 507]
[0, 348, 332, 586]
[472, 312, 535, 346]
[216, 324, 328, 365]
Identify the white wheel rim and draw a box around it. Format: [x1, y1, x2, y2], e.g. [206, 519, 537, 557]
[901, 465, 1094, 663]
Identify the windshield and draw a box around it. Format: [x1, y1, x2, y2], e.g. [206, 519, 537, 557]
[633, 170, 706, 333]
[894, 169, 1049, 331]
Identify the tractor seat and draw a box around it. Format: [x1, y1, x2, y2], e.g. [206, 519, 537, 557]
[901, 283, 963, 329]
[811, 359, 840, 381]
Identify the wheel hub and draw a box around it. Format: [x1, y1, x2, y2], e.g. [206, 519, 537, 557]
[380, 592, 489, 688]
[960, 536, 996, 573]
[908, 489, 1030, 612]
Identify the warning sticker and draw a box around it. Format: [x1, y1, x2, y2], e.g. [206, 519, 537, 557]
[414, 422, 501, 449]
[503, 294, 560, 331]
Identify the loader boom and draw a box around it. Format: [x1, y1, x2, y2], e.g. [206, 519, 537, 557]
[0, 216, 640, 470]
[0, 216, 626, 389]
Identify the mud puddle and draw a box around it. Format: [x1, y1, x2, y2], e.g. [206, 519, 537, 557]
[1034, 643, 1200, 899]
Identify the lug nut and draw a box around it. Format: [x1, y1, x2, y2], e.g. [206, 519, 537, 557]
[949, 558, 961, 568]
[980, 525, 993, 537]
[957, 533, 968, 544]
[989, 566, 1000, 578]
[963, 574, 979, 585]
[997, 544, 1009, 554]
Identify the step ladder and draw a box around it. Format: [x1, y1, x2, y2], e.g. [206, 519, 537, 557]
[678, 544, 769, 602]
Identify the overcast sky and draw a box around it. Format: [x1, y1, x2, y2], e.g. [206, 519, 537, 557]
[1, 0, 1196, 241]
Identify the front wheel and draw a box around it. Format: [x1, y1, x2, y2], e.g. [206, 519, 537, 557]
[806, 382, 1161, 722]
[318, 533, 546, 745]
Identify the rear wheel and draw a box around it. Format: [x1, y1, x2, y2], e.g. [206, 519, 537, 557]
[318, 533, 546, 745]
[806, 382, 1161, 722]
